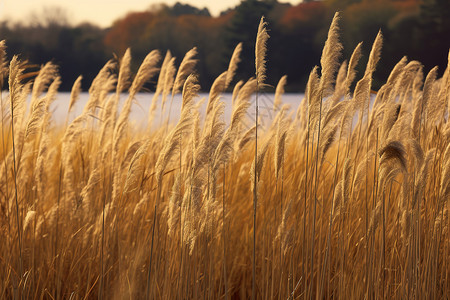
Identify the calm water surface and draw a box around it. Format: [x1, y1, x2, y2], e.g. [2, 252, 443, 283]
[52, 92, 305, 128]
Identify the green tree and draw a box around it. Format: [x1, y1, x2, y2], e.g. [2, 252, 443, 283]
[165, 2, 211, 17]
[224, 0, 276, 83]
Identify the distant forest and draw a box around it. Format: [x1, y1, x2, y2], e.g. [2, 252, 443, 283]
[1, 0, 449, 91]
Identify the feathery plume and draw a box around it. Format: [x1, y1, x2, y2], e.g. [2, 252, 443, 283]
[114, 51, 161, 161]
[306, 66, 321, 129]
[324, 99, 349, 132]
[250, 132, 273, 190]
[422, 66, 438, 119]
[274, 109, 289, 179]
[156, 75, 198, 184]
[274, 75, 287, 111]
[336, 60, 348, 90]
[226, 42, 243, 88]
[231, 80, 244, 106]
[23, 210, 36, 232]
[172, 47, 198, 96]
[68, 75, 83, 115]
[123, 139, 151, 194]
[84, 59, 116, 115]
[320, 123, 338, 165]
[237, 126, 256, 151]
[120, 141, 143, 171]
[116, 48, 132, 95]
[212, 129, 233, 176]
[9, 56, 28, 149]
[182, 74, 200, 109]
[129, 49, 160, 97]
[255, 16, 270, 87]
[386, 56, 408, 87]
[44, 76, 61, 109]
[345, 42, 363, 92]
[149, 50, 172, 120]
[381, 103, 401, 140]
[80, 168, 101, 208]
[206, 71, 227, 116]
[379, 140, 407, 173]
[161, 56, 177, 112]
[31, 62, 58, 105]
[0, 40, 7, 85]
[365, 30, 383, 78]
[231, 78, 257, 131]
[319, 12, 342, 96]
[9, 56, 25, 111]
[13, 82, 31, 133]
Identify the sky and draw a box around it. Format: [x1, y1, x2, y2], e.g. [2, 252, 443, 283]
[0, 0, 300, 28]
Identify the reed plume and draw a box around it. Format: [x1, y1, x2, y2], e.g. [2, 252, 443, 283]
[172, 47, 198, 97]
[68, 75, 83, 116]
[31, 62, 59, 105]
[319, 12, 342, 97]
[255, 16, 269, 87]
[274, 75, 287, 111]
[226, 43, 243, 88]
[0, 40, 7, 83]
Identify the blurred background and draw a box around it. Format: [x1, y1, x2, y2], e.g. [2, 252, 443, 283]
[0, 0, 449, 92]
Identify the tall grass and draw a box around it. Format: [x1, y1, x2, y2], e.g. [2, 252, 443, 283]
[0, 12, 449, 299]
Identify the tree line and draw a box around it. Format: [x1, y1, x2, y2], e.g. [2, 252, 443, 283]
[1, 0, 448, 91]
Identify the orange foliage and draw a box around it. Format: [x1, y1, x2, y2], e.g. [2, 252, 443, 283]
[104, 12, 155, 54]
[280, 2, 326, 26]
[391, 0, 421, 12]
[104, 9, 234, 56]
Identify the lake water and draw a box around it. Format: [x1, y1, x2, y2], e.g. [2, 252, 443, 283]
[54, 92, 305, 129]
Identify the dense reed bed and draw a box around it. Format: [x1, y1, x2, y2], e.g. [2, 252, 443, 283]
[1, 13, 449, 299]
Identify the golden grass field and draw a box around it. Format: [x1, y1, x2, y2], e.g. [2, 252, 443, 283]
[0, 13, 449, 299]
